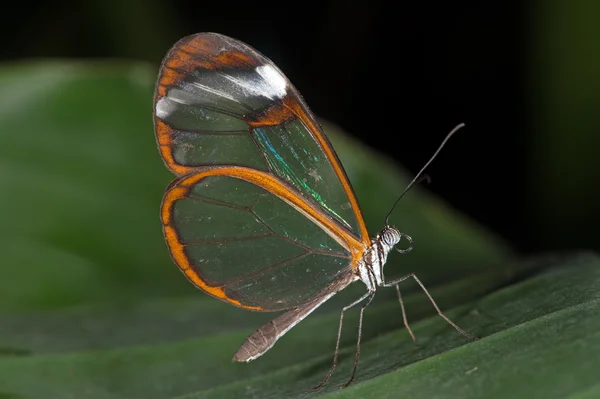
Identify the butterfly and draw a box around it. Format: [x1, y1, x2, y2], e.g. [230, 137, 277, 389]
[153, 32, 475, 389]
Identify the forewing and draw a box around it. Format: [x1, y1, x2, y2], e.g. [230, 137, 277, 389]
[154, 32, 369, 241]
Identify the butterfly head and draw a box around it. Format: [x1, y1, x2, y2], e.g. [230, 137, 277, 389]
[380, 225, 413, 254]
[363, 226, 413, 287]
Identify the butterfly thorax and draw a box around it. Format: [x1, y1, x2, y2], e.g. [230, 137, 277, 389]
[356, 226, 403, 291]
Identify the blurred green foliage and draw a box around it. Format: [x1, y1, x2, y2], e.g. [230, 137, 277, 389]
[0, 62, 598, 398]
[531, 1, 600, 250]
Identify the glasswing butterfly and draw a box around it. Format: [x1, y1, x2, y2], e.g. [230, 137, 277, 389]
[153, 32, 475, 389]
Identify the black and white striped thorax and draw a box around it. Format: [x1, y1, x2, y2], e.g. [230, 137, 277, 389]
[356, 226, 405, 291]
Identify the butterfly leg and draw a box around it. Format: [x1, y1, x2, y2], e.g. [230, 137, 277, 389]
[395, 284, 418, 345]
[383, 273, 477, 341]
[310, 289, 375, 391]
[341, 290, 376, 389]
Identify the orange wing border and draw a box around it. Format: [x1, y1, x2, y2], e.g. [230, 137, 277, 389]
[161, 166, 367, 311]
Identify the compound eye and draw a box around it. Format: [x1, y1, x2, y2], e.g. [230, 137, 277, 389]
[381, 227, 401, 247]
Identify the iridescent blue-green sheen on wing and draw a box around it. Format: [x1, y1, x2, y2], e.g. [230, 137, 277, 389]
[252, 120, 354, 231]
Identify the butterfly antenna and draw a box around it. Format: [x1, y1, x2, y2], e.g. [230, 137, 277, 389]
[384, 123, 466, 225]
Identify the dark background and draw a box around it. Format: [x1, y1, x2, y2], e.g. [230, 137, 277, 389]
[4, 1, 599, 255]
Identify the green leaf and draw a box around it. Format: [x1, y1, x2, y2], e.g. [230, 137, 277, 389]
[1, 253, 597, 398]
[1, 62, 591, 399]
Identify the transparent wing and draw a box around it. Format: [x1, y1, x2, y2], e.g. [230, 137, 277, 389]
[154, 32, 369, 241]
[161, 167, 362, 311]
